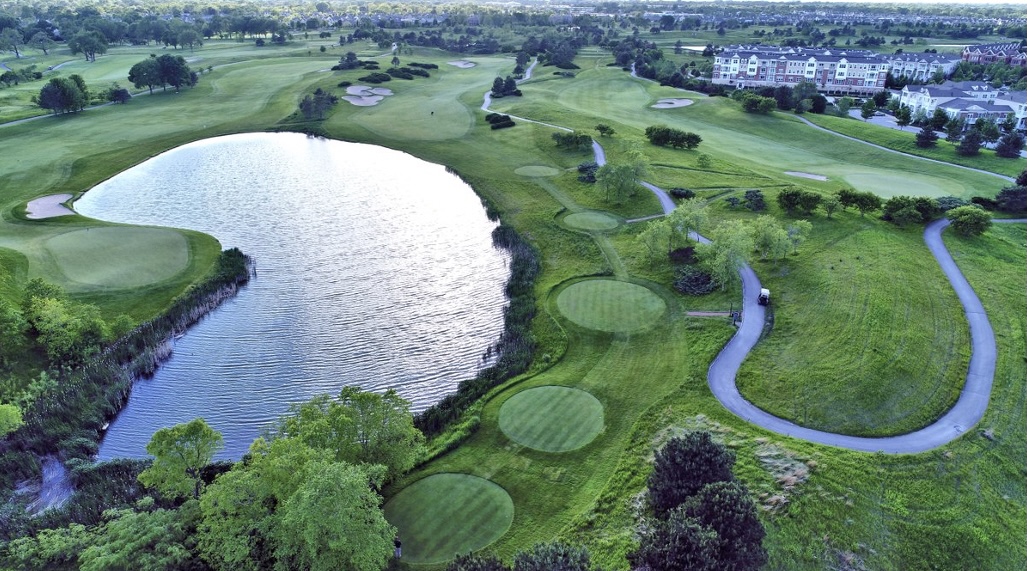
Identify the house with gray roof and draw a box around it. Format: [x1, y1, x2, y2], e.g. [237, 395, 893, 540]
[898, 80, 1025, 131]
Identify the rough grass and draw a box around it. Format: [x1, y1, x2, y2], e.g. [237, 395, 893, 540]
[799, 113, 1023, 179]
[498, 386, 605, 452]
[384, 473, 515, 565]
[556, 279, 667, 332]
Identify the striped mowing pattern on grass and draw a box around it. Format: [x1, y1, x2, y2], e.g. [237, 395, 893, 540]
[44, 227, 189, 290]
[499, 386, 605, 452]
[563, 211, 621, 231]
[384, 473, 514, 565]
[556, 279, 666, 332]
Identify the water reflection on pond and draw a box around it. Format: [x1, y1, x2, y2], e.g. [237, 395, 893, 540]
[76, 133, 509, 460]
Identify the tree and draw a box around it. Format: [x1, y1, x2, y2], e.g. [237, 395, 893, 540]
[596, 163, 640, 204]
[0, 27, 24, 58]
[776, 187, 803, 213]
[915, 125, 939, 148]
[27, 31, 56, 55]
[895, 105, 912, 129]
[628, 510, 719, 571]
[0, 402, 23, 437]
[750, 216, 790, 262]
[274, 461, 395, 571]
[944, 117, 965, 142]
[797, 191, 822, 215]
[972, 118, 1001, 146]
[154, 54, 194, 91]
[682, 482, 768, 571]
[138, 418, 224, 499]
[860, 98, 877, 121]
[700, 221, 753, 291]
[822, 196, 840, 219]
[995, 186, 1027, 213]
[853, 191, 882, 217]
[930, 107, 950, 130]
[810, 94, 827, 114]
[128, 58, 161, 94]
[995, 132, 1025, 158]
[79, 500, 202, 571]
[836, 96, 853, 116]
[0, 297, 27, 367]
[955, 129, 983, 156]
[513, 542, 593, 571]
[38, 77, 89, 115]
[595, 124, 614, 137]
[636, 219, 672, 265]
[787, 219, 813, 254]
[872, 90, 890, 107]
[68, 30, 109, 62]
[946, 205, 992, 237]
[270, 387, 424, 483]
[1018, 170, 1027, 187]
[649, 432, 735, 517]
[667, 198, 709, 249]
[178, 29, 203, 50]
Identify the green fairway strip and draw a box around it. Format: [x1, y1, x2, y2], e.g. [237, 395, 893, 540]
[556, 279, 666, 332]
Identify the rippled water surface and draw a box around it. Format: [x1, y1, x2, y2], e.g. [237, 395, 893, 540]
[77, 133, 509, 459]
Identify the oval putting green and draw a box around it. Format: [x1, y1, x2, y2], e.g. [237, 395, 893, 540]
[556, 279, 666, 332]
[384, 474, 514, 565]
[499, 386, 604, 452]
[563, 211, 620, 231]
[843, 171, 965, 199]
[44, 227, 189, 289]
[514, 165, 562, 177]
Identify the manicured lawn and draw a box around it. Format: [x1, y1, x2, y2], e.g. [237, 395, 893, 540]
[43, 227, 189, 290]
[384, 473, 515, 565]
[556, 279, 667, 332]
[563, 211, 621, 231]
[498, 386, 605, 452]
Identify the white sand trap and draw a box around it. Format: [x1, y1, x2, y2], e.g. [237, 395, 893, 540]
[652, 98, 694, 109]
[447, 60, 476, 68]
[343, 95, 384, 106]
[26, 194, 75, 219]
[343, 85, 393, 106]
[784, 171, 828, 181]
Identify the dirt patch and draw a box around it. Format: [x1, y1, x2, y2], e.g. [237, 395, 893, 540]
[447, 60, 476, 68]
[651, 98, 694, 109]
[26, 194, 75, 219]
[784, 171, 828, 181]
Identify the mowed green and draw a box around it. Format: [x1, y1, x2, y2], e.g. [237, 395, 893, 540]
[556, 279, 666, 332]
[44, 227, 189, 290]
[384, 473, 514, 565]
[843, 171, 966, 198]
[563, 211, 620, 231]
[498, 386, 605, 452]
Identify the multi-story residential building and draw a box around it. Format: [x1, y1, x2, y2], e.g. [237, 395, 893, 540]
[887, 53, 962, 82]
[961, 42, 1027, 68]
[712, 45, 889, 95]
[897, 81, 1026, 130]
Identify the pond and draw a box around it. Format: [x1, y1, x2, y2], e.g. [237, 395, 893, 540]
[75, 133, 510, 460]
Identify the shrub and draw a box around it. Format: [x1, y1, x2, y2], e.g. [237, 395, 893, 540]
[882, 195, 940, 225]
[649, 432, 735, 517]
[946, 205, 992, 236]
[743, 189, 765, 211]
[995, 186, 1027, 213]
[386, 68, 414, 80]
[995, 132, 1025, 159]
[408, 62, 438, 69]
[970, 196, 998, 210]
[357, 72, 391, 84]
[669, 247, 697, 265]
[673, 265, 717, 295]
[915, 126, 939, 148]
[577, 161, 598, 183]
[935, 196, 969, 211]
[670, 188, 695, 200]
[336, 80, 352, 88]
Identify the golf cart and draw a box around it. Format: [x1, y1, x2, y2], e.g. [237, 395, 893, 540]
[757, 288, 770, 306]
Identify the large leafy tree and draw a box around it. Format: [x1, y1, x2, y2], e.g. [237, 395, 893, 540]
[275, 461, 395, 571]
[668, 198, 709, 249]
[68, 30, 109, 62]
[0, 27, 24, 58]
[269, 387, 424, 483]
[683, 482, 768, 571]
[139, 418, 224, 499]
[700, 221, 753, 291]
[128, 58, 162, 94]
[648, 432, 736, 516]
[79, 499, 202, 571]
[628, 510, 719, 571]
[198, 437, 394, 571]
[38, 77, 89, 115]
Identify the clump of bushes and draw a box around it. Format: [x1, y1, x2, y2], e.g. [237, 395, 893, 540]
[674, 265, 717, 295]
[578, 161, 598, 183]
[357, 72, 391, 84]
[336, 80, 352, 88]
[670, 187, 695, 200]
[407, 62, 438, 69]
[485, 113, 515, 130]
[645, 125, 702, 149]
[386, 68, 414, 80]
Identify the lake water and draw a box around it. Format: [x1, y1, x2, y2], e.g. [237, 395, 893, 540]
[76, 133, 509, 460]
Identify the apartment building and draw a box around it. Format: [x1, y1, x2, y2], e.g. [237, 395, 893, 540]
[712, 45, 888, 95]
[898, 81, 1026, 130]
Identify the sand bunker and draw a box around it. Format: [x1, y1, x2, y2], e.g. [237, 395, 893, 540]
[342, 85, 394, 107]
[447, 60, 476, 68]
[784, 171, 828, 181]
[26, 194, 75, 219]
[652, 98, 694, 109]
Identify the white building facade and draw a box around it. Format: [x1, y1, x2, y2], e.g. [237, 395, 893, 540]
[712, 45, 889, 95]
